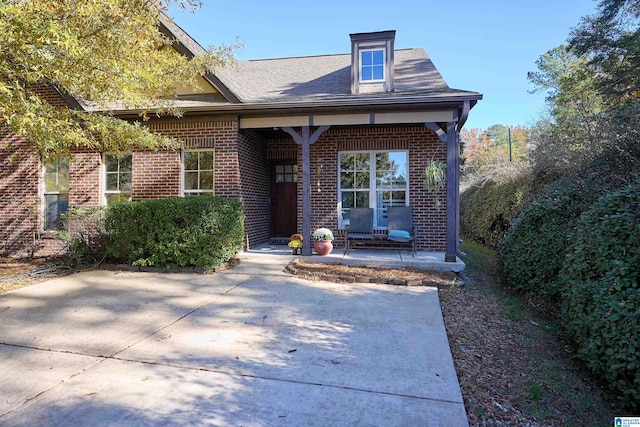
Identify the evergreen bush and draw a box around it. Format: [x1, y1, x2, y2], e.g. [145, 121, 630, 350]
[460, 170, 532, 249]
[560, 178, 640, 408]
[104, 197, 244, 271]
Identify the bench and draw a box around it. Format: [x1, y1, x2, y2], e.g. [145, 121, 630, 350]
[344, 207, 416, 257]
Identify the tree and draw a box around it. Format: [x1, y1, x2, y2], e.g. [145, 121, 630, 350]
[460, 125, 529, 176]
[0, 0, 237, 159]
[527, 45, 603, 186]
[569, 0, 640, 105]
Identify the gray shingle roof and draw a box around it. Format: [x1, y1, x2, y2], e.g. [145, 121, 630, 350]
[214, 48, 478, 103]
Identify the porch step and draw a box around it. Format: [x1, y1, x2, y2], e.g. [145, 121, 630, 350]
[270, 238, 290, 245]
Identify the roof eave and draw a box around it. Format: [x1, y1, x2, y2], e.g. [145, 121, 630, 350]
[108, 93, 483, 117]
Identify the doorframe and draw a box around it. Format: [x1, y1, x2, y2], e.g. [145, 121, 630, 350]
[270, 159, 298, 240]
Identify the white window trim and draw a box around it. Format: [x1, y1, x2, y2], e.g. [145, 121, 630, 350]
[181, 149, 215, 196]
[359, 48, 385, 83]
[102, 153, 133, 205]
[337, 150, 409, 229]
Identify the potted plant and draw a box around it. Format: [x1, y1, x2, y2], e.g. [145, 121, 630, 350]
[312, 227, 334, 256]
[288, 233, 303, 255]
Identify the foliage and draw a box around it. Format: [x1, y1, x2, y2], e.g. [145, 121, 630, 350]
[423, 160, 446, 208]
[104, 197, 244, 271]
[312, 228, 334, 241]
[460, 125, 529, 176]
[460, 166, 532, 249]
[0, 0, 238, 160]
[569, 0, 640, 105]
[527, 45, 603, 189]
[497, 175, 605, 302]
[560, 177, 640, 408]
[57, 207, 107, 264]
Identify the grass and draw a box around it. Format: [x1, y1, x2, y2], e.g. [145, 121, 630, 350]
[455, 239, 617, 426]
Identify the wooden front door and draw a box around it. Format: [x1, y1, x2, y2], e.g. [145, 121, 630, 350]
[271, 162, 298, 238]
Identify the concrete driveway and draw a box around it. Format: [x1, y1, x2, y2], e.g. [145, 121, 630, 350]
[0, 254, 468, 426]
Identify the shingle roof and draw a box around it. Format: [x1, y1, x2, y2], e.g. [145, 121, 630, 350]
[214, 48, 478, 103]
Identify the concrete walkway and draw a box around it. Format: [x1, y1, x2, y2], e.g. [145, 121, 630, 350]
[0, 253, 468, 426]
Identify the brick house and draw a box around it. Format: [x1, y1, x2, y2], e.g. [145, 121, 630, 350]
[0, 16, 481, 261]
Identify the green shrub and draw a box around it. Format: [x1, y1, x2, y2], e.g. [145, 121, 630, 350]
[560, 178, 640, 408]
[497, 176, 604, 302]
[104, 197, 244, 271]
[460, 170, 532, 249]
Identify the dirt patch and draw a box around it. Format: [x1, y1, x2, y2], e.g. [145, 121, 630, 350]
[286, 258, 457, 286]
[0, 256, 79, 293]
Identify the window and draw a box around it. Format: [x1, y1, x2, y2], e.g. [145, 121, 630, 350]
[275, 164, 297, 183]
[104, 154, 132, 204]
[360, 49, 384, 82]
[183, 150, 215, 196]
[339, 151, 408, 228]
[44, 157, 69, 230]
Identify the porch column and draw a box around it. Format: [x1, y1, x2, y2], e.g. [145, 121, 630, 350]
[282, 125, 330, 256]
[426, 120, 459, 262]
[445, 121, 459, 262]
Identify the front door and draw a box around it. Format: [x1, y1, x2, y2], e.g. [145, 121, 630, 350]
[271, 162, 298, 238]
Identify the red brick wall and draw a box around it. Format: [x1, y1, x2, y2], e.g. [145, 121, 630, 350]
[132, 151, 181, 200]
[271, 125, 447, 251]
[0, 84, 73, 255]
[0, 127, 41, 254]
[237, 130, 270, 248]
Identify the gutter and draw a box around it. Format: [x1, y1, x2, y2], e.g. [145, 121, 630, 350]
[107, 93, 483, 117]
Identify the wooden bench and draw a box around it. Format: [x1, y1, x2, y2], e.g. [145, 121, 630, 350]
[344, 207, 416, 256]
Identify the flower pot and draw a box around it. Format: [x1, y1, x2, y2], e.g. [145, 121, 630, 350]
[314, 240, 333, 256]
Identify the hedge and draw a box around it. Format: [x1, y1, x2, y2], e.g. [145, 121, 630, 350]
[496, 176, 605, 302]
[104, 197, 244, 271]
[560, 178, 639, 408]
[460, 171, 532, 249]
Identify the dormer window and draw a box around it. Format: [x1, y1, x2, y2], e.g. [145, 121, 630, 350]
[361, 49, 385, 82]
[350, 30, 395, 94]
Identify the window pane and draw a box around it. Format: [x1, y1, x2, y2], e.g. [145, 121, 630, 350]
[361, 51, 372, 66]
[58, 169, 69, 191]
[185, 172, 198, 190]
[119, 155, 132, 172]
[355, 153, 370, 170]
[106, 173, 118, 191]
[276, 165, 284, 173]
[199, 151, 214, 170]
[355, 171, 370, 189]
[355, 192, 369, 208]
[106, 155, 119, 172]
[373, 65, 384, 80]
[362, 67, 373, 81]
[276, 174, 284, 183]
[199, 171, 213, 190]
[284, 174, 293, 182]
[184, 152, 198, 171]
[284, 165, 293, 173]
[372, 50, 384, 65]
[340, 171, 354, 189]
[45, 194, 59, 230]
[341, 192, 354, 209]
[45, 172, 57, 192]
[120, 173, 132, 191]
[340, 153, 354, 171]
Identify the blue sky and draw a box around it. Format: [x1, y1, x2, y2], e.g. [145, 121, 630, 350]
[168, 0, 599, 130]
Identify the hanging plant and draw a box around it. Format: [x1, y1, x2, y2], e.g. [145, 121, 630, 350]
[423, 160, 447, 208]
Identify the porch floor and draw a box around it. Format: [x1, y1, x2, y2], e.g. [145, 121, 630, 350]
[243, 244, 465, 272]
